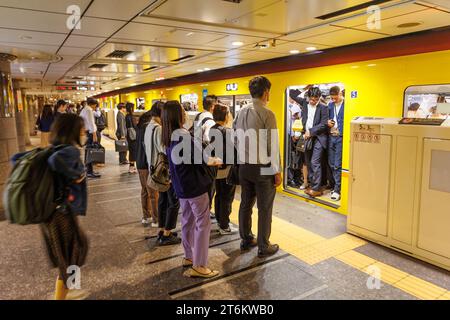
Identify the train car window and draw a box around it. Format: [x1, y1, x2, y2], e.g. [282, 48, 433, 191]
[404, 84, 450, 119]
[285, 83, 345, 209]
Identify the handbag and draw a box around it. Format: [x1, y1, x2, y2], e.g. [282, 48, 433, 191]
[147, 127, 171, 192]
[115, 140, 128, 152]
[148, 153, 171, 192]
[304, 137, 314, 152]
[127, 127, 137, 141]
[295, 135, 306, 153]
[86, 143, 105, 164]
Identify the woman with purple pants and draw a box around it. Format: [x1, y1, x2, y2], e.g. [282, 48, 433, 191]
[161, 100, 221, 278]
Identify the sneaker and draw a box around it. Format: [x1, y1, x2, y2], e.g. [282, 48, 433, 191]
[87, 172, 101, 179]
[299, 183, 308, 190]
[142, 218, 151, 227]
[331, 192, 341, 201]
[150, 222, 159, 228]
[219, 225, 238, 235]
[258, 244, 280, 258]
[158, 233, 182, 246]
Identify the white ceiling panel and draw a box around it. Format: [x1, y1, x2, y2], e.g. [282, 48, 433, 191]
[64, 35, 107, 49]
[240, 40, 331, 55]
[0, 7, 69, 34]
[155, 29, 225, 47]
[228, 50, 285, 62]
[331, 2, 429, 28]
[72, 16, 125, 37]
[84, 0, 155, 20]
[365, 7, 450, 35]
[204, 34, 270, 50]
[279, 25, 343, 42]
[111, 22, 175, 42]
[419, 0, 450, 10]
[0, 0, 90, 14]
[297, 27, 388, 47]
[58, 46, 94, 56]
[0, 28, 66, 46]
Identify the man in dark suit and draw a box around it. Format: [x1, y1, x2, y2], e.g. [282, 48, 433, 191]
[289, 86, 329, 197]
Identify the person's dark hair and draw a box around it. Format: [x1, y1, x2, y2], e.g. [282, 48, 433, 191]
[54, 99, 67, 114]
[212, 104, 229, 122]
[41, 104, 53, 120]
[249, 76, 271, 99]
[203, 95, 217, 111]
[87, 98, 98, 106]
[150, 101, 164, 118]
[437, 95, 446, 103]
[81, 100, 87, 107]
[125, 102, 134, 115]
[137, 110, 152, 128]
[161, 101, 183, 148]
[308, 87, 322, 98]
[329, 86, 341, 96]
[117, 103, 125, 110]
[50, 113, 84, 147]
[408, 102, 420, 111]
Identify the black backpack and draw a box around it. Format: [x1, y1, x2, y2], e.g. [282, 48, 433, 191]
[95, 113, 106, 131]
[188, 112, 213, 139]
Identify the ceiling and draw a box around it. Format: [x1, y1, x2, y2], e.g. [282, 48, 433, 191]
[0, 0, 449, 98]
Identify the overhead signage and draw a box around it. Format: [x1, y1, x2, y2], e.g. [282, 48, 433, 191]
[226, 83, 238, 91]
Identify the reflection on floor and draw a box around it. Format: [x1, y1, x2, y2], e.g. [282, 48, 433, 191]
[0, 135, 449, 300]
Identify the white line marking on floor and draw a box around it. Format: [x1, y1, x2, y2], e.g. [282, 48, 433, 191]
[291, 284, 329, 300]
[96, 196, 140, 204]
[90, 187, 141, 196]
[170, 259, 284, 299]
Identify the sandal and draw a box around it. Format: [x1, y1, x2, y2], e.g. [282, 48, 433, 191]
[182, 258, 193, 268]
[183, 267, 219, 278]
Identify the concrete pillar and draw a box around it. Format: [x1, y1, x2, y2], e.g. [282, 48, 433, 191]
[0, 54, 19, 217]
[21, 91, 32, 146]
[13, 81, 26, 152]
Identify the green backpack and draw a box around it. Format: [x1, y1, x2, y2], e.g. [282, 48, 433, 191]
[3, 147, 60, 225]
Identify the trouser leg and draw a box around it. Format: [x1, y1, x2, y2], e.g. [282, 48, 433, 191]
[255, 174, 276, 250]
[190, 193, 211, 267]
[238, 165, 257, 241]
[180, 198, 195, 261]
[310, 141, 325, 192]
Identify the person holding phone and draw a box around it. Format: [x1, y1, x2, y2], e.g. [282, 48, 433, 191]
[327, 86, 345, 201]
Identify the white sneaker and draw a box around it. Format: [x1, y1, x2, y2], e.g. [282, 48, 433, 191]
[219, 225, 238, 235]
[142, 218, 151, 226]
[331, 192, 341, 201]
[300, 184, 308, 190]
[150, 222, 159, 228]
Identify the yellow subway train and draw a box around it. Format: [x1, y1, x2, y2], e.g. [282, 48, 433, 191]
[98, 47, 450, 215]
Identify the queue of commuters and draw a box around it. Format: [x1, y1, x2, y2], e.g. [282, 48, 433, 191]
[125, 76, 283, 278]
[289, 85, 345, 201]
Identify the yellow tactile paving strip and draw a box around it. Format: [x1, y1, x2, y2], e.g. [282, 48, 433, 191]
[226, 199, 450, 300]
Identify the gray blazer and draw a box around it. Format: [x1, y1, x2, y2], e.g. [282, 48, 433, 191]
[116, 111, 126, 139]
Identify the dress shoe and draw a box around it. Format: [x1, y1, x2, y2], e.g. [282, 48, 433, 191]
[306, 189, 323, 198]
[240, 239, 257, 252]
[258, 244, 280, 258]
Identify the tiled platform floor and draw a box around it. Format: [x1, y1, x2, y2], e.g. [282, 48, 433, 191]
[0, 135, 449, 300]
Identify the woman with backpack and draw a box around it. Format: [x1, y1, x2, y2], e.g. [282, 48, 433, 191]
[94, 104, 106, 145]
[125, 102, 138, 174]
[144, 102, 180, 245]
[162, 101, 221, 278]
[12, 113, 89, 300]
[136, 109, 158, 228]
[36, 104, 54, 147]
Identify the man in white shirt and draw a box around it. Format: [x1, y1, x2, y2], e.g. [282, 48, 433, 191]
[80, 98, 100, 178]
[290, 86, 329, 198]
[193, 95, 217, 143]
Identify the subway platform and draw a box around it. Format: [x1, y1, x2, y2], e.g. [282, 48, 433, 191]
[0, 137, 449, 300]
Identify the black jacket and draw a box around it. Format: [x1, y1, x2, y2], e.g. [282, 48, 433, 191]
[289, 89, 329, 149]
